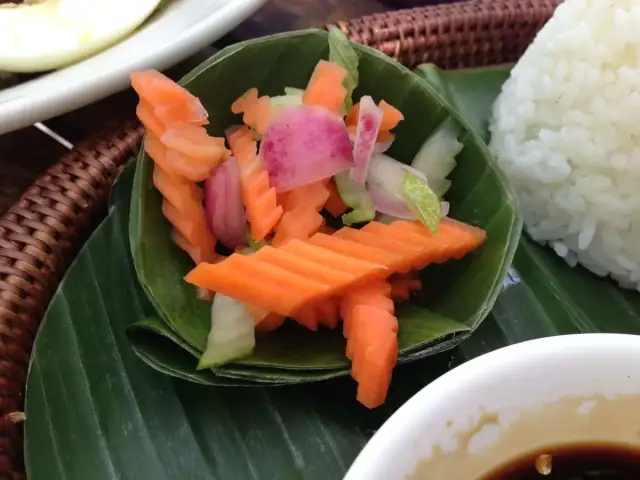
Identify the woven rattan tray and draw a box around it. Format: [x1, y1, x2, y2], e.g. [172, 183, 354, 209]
[0, 0, 560, 477]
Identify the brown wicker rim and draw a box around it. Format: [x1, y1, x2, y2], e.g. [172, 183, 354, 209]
[0, 0, 560, 477]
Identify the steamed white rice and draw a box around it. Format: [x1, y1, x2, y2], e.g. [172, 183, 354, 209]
[489, 0, 640, 289]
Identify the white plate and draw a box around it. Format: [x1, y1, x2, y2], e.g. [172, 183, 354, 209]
[0, 0, 266, 135]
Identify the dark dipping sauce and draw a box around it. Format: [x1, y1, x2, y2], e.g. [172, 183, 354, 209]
[479, 445, 640, 479]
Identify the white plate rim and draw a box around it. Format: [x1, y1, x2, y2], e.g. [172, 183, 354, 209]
[0, 0, 267, 135]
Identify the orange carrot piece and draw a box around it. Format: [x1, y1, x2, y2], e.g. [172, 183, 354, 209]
[355, 332, 398, 409]
[162, 200, 215, 257]
[131, 70, 208, 124]
[161, 124, 230, 159]
[171, 230, 216, 265]
[308, 233, 405, 271]
[350, 305, 398, 380]
[226, 126, 283, 241]
[340, 280, 399, 409]
[185, 218, 485, 316]
[137, 100, 165, 139]
[281, 241, 387, 282]
[231, 88, 274, 135]
[390, 272, 422, 302]
[345, 101, 360, 126]
[376, 130, 394, 143]
[256, 313, 286, 332]
[303, 60, 348, 113]
[272, 181, 330, 247]
[256, 247, 354, 288]
[378, 100, 404, 130]
[185, 252, 330, 317]
[231, 88, 259, 114]
[152, 165, 203, 214]
[164, 149, 217, 182]
[324, 180, 348, 217]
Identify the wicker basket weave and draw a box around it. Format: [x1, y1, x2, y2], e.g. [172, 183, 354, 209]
[0, 0, 560, 477]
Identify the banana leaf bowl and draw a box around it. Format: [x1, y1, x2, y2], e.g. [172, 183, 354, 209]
[127, 28, 522, 386]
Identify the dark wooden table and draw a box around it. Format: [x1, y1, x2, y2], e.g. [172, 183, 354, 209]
[0, 0, 406, 215]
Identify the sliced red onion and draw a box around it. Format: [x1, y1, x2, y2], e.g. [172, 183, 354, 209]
[350, 96, 383, 184]
[349, 132, 394, 154]
[369, 183, 416, 220]
[260, 105, 354, 192]
[204, 157, 248, 250]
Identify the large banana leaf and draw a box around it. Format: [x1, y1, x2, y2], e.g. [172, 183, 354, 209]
[25, 60, 640, 480]
[128, 29, 521, 380]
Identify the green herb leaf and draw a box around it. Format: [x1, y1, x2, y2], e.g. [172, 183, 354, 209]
[327, 26, 359, 112]
[402, 171, 441, 233]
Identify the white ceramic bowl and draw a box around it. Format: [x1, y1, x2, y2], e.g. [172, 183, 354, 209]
[345, 334, 640, 479]
[0, 0, 266, 135]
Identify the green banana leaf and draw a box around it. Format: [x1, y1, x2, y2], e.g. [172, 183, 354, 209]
[26, 59, 640, 480]
[128, 29, 521, 379]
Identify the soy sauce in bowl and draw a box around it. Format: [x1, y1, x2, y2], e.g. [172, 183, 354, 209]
[480, 445, 640, 479]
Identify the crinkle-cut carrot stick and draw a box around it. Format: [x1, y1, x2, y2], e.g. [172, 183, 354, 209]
[378, 100, 404, 130]
[185, 253, 329, 317]
[161, 124, 230, 159]
[346, 99, 403, 142]
[292, 297, 341, 331]
[341, 280, 399, 409]
[231, 88, 275, 136]
[152, 165, 203, 212]
[303, 60, 347, 114]
[137, 100, 165, 139]
[256, 312, 286, 332]
[272, 181, 330, 247]
[324, 179, 348, 217]
[341, 281, 393, 344]
[390, 272, 422, 302]
[226, 126, 283, 242]
[145, 133, 213, 182]
[163, 199, 217, 265]
[151, 160, 216, 265]
[231, 88, 258, 114]
[171, 230, 215, 266]
[350, 305, 398, 380]
[185, 218, 485, 316]
[130, 70, 208, 125]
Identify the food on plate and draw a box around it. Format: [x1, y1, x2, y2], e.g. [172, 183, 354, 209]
[131, 28, 486, 408]
[489, 0, 640, 289]
[0, 0, 163, 72]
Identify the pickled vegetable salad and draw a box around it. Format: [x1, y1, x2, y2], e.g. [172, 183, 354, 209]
[131, 27, 483, 409]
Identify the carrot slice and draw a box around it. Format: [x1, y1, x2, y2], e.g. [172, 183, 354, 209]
[136, 100, 165, 139]
[390, 272, 422, 302]
[340, 281, 399, 409]
[292, 297, 341, 331]
[226, 126, 283, 242]
[378, 100, 404, 130]
[272, 181, 330, 247]
[232, 88, 274, 135]
[131, 70, 208, 125]
[185, 219, 485, 316]
[256, 312, 286, 332]
[324, 179, 348, 217]
[355, 330, 398, 409]
[303, 60, 348, 113]
[161, 124, 230, 159]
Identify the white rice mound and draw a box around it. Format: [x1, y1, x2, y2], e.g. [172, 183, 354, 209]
[489, 0, 640, 290]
